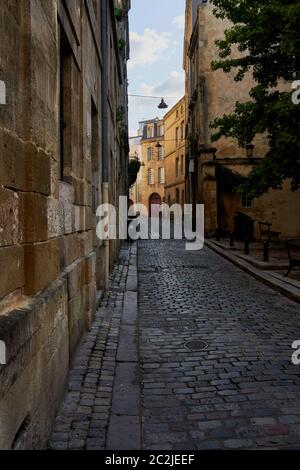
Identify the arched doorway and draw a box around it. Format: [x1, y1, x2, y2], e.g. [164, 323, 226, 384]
[149, 193, 161, 217]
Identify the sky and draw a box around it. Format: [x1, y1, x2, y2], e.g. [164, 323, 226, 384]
[128, 0, 186, 135]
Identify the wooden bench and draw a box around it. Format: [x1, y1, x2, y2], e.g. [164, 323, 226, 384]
[258, 221, 281, 241]
[285, 239, 300, 277]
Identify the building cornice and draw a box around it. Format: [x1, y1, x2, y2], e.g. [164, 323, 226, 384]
[163, 96, 185, 120]
[165, 178, 186, 189]
[164, 144, 186, 159]
[141, 137, 165, 144]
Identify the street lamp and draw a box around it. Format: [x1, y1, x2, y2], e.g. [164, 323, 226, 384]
[245, 143, 254, 158]
[128, 94, 170, 109]
[158, 98, 168, 109]
[155, 142, 162, 148]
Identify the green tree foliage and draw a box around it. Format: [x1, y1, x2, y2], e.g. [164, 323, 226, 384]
[210, 0, 300, 198]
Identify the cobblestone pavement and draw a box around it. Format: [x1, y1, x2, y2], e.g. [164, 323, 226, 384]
[139, 240, 300, 450]
[50, 239, 300, 450]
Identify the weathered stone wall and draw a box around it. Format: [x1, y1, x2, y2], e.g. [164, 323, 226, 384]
[0, 0, 129, 449]
[217, 162, 300, 239]
[184, 1, 300, 238]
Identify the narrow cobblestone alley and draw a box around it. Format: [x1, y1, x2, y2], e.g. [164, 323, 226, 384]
[50, 239, 300, 450]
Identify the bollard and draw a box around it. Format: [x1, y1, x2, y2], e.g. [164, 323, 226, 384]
[230, 233, 234, 247]
[263, 240, 269, 262]
[244, 237, 250, 255]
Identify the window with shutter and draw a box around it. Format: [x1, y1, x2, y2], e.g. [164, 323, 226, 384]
[148, 147, 154, 160]
[148, 169, 154, 185]
[158, 147, 164, 160]
[158, 168, 165, 184]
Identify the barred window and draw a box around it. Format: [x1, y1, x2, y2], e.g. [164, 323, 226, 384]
[242, 194, 253, 209]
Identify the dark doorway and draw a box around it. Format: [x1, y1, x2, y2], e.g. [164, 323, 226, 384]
[149, 193, 162, 217]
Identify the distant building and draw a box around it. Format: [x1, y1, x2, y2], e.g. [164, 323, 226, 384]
[137, 118, 165, 215]
[164, 97, 187, 208]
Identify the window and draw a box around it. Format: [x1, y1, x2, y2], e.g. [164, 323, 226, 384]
[158, 167, 165, 184]
[176, 189, 180, 204]
[148, 169, 154, 185]
[176, 109, 179, 118]
[147, 147, 154, 160]
[242, 194, 253, 209]
[180, 155, 184, 175]
[181, 121, 184, 140]
[181, 105, 184, 115]
[158, 146, 164, 160]
[59, 24, 72, 181]
[176, 157, 180, 178]
[159, 125, 164, 136]
[175, 127, 179, 146]
[147, 126, 154, 138]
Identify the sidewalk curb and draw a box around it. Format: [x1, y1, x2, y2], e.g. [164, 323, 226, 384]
[206, 240, 300, 304]
[106, 242, 142, 451]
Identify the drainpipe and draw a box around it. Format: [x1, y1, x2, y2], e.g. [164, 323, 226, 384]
[101, 0, 110, 290]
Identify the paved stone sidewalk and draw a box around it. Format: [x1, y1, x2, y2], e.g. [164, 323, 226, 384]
[139, 240, 300, 450]
[49, 242, 139, 450]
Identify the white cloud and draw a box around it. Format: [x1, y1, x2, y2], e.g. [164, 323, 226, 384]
[139, 71, 185, 99]
[128, 71, 185, 131]
[128, 28, 171, 69]
[172, 15, 185, 31]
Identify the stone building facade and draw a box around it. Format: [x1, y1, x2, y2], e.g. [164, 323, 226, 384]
[0, 0, 130, 449]
[164, 97, 186, 207]
[183, 0, 300, 238]
[136, 118, 165, 214]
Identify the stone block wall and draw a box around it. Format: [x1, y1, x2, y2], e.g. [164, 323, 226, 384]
[0, 0, 129, 449]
